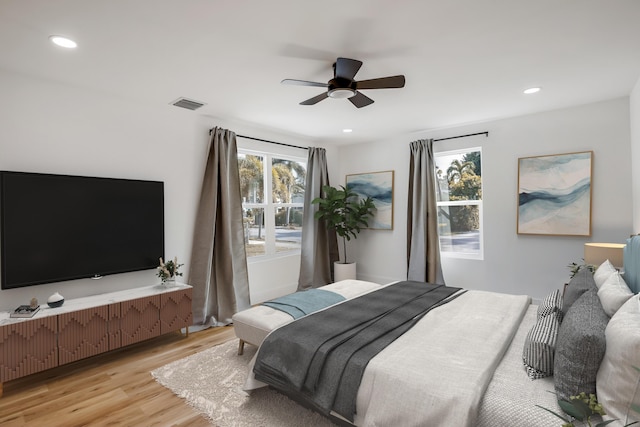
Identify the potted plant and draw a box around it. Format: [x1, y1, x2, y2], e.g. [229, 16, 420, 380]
[312, 185, 376, 281]
[157, 256, 184, 285]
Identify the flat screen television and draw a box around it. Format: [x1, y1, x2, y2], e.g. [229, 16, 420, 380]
[0, 171, 164, 290]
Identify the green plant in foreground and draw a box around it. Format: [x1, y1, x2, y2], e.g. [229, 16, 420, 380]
[537, 389, 639, 427]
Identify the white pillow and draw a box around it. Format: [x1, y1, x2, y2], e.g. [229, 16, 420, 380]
[597, 272, 634, 317]
[594, 259, 617, 289]
[596, 295, 640, 424]
[593, 260, 618, 289]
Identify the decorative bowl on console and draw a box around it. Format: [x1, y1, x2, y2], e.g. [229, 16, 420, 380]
[47, 292, 65, 308]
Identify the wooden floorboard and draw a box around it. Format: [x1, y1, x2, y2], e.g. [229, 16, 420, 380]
[0, 325, 236, 426]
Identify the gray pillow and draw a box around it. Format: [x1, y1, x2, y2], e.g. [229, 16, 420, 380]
[562, 267, 596, 316]
[554, 288, 608, 399]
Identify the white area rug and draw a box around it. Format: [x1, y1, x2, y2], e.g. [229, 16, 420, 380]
[151, 339, 334, 426]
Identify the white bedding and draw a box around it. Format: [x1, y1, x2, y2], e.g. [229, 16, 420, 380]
[245, 288, 565, 426]
[477, 304, 562, 426]
[352, 290, 530, 427]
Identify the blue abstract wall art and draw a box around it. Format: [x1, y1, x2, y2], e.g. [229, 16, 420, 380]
[346, 170, 394, 230]
[517, 151, 592, 236]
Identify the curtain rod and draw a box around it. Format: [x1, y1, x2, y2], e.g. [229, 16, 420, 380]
[434, 131, 488, 142]
[208, 128, 488, 148]
[208, 128, 307, 150]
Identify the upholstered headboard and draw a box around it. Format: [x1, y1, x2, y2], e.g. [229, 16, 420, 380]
[624, 235, 640, 293]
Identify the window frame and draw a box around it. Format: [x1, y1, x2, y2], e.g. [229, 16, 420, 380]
[434, 146, 484, 260]
[238, 147, 306, 262]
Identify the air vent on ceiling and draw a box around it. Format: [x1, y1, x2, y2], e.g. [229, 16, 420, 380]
[171, 97, 206, 110]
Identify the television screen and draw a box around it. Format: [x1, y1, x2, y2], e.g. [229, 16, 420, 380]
[0, 171, 164, 290]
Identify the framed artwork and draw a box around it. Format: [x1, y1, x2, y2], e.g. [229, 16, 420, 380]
[517, 151, 593, 236]
[346, 170, 394, 230]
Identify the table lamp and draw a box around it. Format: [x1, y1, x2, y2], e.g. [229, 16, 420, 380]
[584, 242, 625, 269]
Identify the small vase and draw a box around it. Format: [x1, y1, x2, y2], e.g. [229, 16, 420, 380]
[163, 276, 176, 286]
[47, 292, 65, 308]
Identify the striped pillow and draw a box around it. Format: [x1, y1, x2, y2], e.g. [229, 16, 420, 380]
[537, 289, 563, 320]
[523, 310, 562, 379]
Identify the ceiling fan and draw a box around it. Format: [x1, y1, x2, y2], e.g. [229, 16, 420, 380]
[281, 57, 405, 108]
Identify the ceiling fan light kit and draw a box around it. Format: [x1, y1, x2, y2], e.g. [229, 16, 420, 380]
[328, 88, 356, 99]
[282, 57, 405, 108]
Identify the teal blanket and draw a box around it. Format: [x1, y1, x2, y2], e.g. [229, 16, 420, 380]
[263, 289, 345, 319]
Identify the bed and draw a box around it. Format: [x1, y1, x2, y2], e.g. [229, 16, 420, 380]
[243, 245, 640, 427]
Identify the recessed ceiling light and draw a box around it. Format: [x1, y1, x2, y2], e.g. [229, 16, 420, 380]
[49, 35, 77, 49]
[523, 87, 541, 94]
[343, 129, 353, 133]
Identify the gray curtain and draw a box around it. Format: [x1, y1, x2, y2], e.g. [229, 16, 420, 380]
[188, 127, 250, 326]
[297, 147, 339, 290]
[407, 139, 445, 284]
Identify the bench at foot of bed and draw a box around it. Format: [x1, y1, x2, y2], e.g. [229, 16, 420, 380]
[232, 280, 384, 355]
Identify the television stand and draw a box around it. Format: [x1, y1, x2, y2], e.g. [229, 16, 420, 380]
[0, 283, 192, 398]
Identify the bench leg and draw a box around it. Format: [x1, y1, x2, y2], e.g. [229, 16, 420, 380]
[238, 339, 245, 355]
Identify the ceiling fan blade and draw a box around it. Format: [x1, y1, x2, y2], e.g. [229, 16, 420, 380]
[335, 57, 363, 80]
[348, 91, 374, 108]
[281, 79, 327, 88]
[300, 92, 329, 105]
[356, 75, 406, 90]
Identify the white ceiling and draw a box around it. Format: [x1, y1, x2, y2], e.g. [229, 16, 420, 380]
[1, 0, 640, 145]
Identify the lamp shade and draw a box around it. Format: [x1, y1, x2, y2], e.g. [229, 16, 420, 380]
[584, 243, 625, 268]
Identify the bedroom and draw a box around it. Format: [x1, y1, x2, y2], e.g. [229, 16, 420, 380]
[1, 0, 640, 425]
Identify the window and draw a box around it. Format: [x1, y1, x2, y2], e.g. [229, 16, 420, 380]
[434, 147, 483, 259]
[238, 149, 306, 259]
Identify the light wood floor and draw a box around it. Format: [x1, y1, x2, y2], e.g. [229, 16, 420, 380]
[0, 325, 237, 427]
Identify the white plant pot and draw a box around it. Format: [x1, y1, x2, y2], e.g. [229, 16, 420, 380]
[334, 262, 357, 282]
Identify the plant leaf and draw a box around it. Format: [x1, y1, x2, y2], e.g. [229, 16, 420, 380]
[595, 421, 618, 427]
[535, 405, 570, 422]
[558, 399, 588, 421]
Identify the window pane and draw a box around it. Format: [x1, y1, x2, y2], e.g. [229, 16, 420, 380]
[238, 154, 264, 203]
[275, 207, 303, 254]
[434, 150, 482, 202]
[437, 205, 480, 254]
[272, 158, 306, 204]
[244, 207, 265, 257]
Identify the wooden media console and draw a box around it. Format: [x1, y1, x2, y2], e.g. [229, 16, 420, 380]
[0, 283, 192, 397]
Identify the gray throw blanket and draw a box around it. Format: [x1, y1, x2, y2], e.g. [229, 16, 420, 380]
[253, 281, 463, 421]
[262, 288, 345, 319]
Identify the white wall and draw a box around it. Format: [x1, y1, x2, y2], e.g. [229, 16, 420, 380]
[338, 98, 633, 302]
[631, 77, 640, 233]
[0, 69, 326, 311]
[0, 69, 207, 311]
